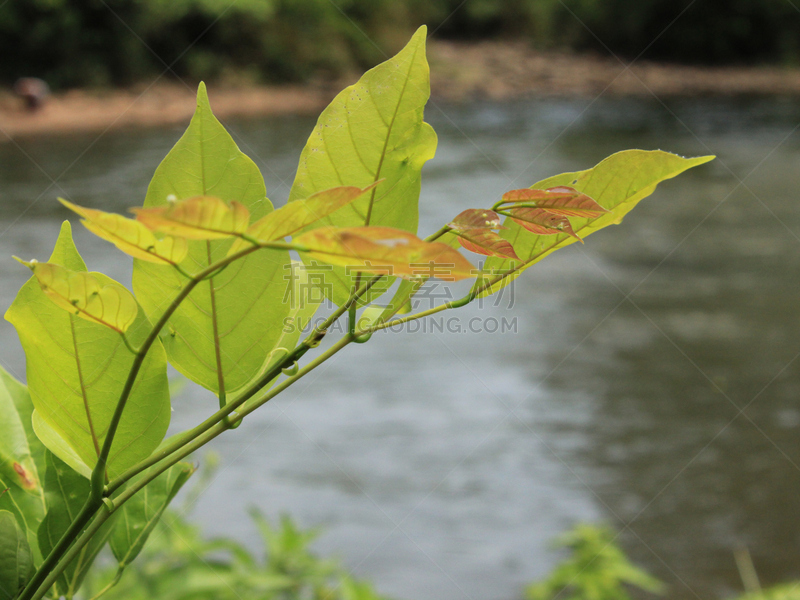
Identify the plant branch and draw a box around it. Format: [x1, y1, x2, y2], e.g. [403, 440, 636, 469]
[28, 507, 113, 600]
[89, 244, 265, 497]
[17, 497, 100, 600]
[106, 274, 381, 494]
[86, 566, 124, 600]
[111, 335, 353, 509]
[24, 242, 296, 600]
[354, 261, 528, 336]
[424, 225, 451, 242]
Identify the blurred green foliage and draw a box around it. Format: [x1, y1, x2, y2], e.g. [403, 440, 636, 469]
[525, 524, 664, 600]
[2, 0, 800, 88]
[83, 508, 388, 600]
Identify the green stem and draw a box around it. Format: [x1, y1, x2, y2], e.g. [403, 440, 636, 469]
[23, 215, 497, 600]
[355, 262, 526, 336]
[30, 329, 350, 600]
[112, 335, 352, 508]
[25, 242, 295, 600]
[29, 508, 113, 600]
[106, 273, 383, 494]
[24, 220, 464, 600]
[424, 225, 451, 242]
[89, 244, 263, 497]
[17, 497, 99, 600]
[86, 566, 124, 600]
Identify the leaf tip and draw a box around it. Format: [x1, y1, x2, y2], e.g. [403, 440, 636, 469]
[58, 219, 73, 237]
[12, 256, 35, 270]
[196, 81, 209, 107]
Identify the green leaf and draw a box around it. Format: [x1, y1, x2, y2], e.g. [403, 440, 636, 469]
[38, 452, 118, 599]
[6, 222, 171, 480]
[357, 279, 419, 334]
[0, 510, 33, 600]
[15, 259, 139, 334]
[133, 83, 296, 397]
[110, 462, 195, 567]
[482, 150, 714, 295]
[0, 367, 45, 478]
[0, 370, 45, 565]
[288, 25, 437, 306]
[239, 262, 321, 402]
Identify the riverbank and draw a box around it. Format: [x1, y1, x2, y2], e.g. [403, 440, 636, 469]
[3, 39, 800, 139]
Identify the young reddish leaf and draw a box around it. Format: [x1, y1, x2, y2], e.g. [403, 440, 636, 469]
[132, 195, 250, 240]
[456, 229, 519, 259]
[294, 226, 476, 280]
[448, 209, 504, 231]
[59, 199, 188, 265]
[227, 184, 377, 256]
[501, 186, 609, 218]
[507, 207, 583, 242]
[14, 259, 138, 333]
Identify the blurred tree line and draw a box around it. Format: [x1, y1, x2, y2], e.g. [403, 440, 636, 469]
[2, 0, 800, 89]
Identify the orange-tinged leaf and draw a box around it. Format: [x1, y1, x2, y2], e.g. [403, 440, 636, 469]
[501, 186, 609, 218]
[448, 209, 504, 231]
[507, 207, 583, 242]
[227, 184, 376, 256]
[59, 198, 188, 265]
[133, 195, 250, 240]
[15, 259, 138, 333]
[456, 229, 519, 259]
[294, 226, 476, 280]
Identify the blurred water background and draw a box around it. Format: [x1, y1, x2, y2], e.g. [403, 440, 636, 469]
[1, 95, 799, 600]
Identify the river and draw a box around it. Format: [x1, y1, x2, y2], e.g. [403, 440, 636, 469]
[1, 95, 799, 600]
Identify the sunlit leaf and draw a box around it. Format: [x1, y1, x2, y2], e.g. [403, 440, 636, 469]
[31, 412, 91, 479]
[295, 226, 476, 280]
[15, 259, 138, 334]
[133, 195, 250, 240]
[227, 184, 376, 256]
[110, 462, 195, 568]
[0, 509, 33, 600]
[6, 222, 171, 479]
[501, 186, 609, 218]
[456, 229, 520, 259]
[38, 452, 118, 598]
[59, 199, 188, 265]
[480, 150, 715, 296]
[448, 209, 504, 231]
[133, 84, 302, 396]
[239, 262, 321, 404]
[505, 207, 582, 242]
[0, 369, 45, 564]
[288, 26, 437, 305]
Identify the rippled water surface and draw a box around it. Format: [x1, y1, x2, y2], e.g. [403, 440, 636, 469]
[2, 96, 800, 600]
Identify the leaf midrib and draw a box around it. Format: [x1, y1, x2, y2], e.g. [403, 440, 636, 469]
[363, 43, 421, 227]
[69, 316, 100, 459]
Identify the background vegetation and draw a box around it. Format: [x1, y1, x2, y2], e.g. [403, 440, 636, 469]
[3, 0, 800, 88]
